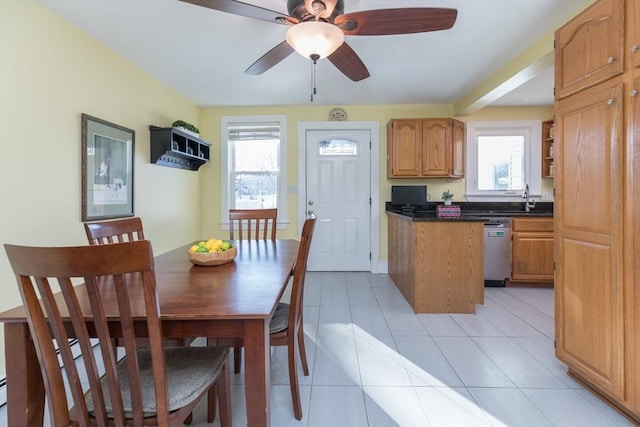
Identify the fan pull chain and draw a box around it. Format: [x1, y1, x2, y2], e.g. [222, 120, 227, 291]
[310, 54, 319, 102]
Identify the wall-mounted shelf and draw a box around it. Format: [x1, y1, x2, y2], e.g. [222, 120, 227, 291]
[149, 126, 211, 171]
[541, 119, 554, 178]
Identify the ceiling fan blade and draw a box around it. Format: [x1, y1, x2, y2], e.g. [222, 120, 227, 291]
[245, 41, 295, 75]
[179, 0, 295, 25]
[328, 42, 370, 82]
[335, 8, 457, 36]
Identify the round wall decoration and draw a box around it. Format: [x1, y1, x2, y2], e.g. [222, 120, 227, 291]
[328, 108, 347, 121]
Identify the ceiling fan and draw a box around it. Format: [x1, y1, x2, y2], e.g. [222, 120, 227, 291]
[179, 0, 458, 82]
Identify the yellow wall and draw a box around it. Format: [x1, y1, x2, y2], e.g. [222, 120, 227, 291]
[0, 0, 204, 374]
[200, 105, 553, 264]
[0, 0, 554, 377]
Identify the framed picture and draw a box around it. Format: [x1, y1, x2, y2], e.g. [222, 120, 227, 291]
[81, 113, 135, 221]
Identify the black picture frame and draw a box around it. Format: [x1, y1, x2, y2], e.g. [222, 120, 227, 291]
[81, 113, 135, 221]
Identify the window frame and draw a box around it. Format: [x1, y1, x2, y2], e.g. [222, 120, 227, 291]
[220, 115, 287, 228]
[465, 120, 542, 202]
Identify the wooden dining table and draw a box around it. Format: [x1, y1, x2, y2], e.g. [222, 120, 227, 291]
[0, 238, 300, 427]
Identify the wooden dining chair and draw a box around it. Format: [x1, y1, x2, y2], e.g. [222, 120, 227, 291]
[269, 215, 316, 420]
[228, 208, 277, 241]
[83, 216, 211, 424]
[218, 215, 316, 420]
[84, 216, 145, 245]
[3, 240, 232, 427]
[84, 217, 191, 348]
[228, 209, 278, 372]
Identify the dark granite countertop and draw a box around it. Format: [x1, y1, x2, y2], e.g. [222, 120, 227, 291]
[385, 201, 553, 222]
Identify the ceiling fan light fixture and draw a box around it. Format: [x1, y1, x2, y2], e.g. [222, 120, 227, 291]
[286, 21, 345, 60]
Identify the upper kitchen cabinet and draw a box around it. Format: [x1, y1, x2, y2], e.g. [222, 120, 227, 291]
[387, 119, 422, 177]
[387, 118, 464, 179]
[555, 0, 625, 99]
[450, 119, 465, 177]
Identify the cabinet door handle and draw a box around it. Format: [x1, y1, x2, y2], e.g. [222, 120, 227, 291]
[607, 56, 615, 64]
[631, 89, 638, 97]
[607, 98, 616, 105]
[631, 45, 639, 53]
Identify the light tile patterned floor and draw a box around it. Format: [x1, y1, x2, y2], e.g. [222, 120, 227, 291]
[1, 272, 635, 426]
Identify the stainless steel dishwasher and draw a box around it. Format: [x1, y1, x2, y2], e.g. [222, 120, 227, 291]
[484, 217, 511, 287]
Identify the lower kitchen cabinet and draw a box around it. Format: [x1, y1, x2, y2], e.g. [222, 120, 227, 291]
[387, 212, 484, 313]
[510, 217, 554, 284]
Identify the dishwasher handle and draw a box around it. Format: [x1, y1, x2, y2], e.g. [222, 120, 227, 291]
[484, 218, 512, 228]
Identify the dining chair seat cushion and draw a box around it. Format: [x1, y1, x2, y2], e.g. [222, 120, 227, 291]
[86, 346, 229, 417]
[269, 302, 290, 334]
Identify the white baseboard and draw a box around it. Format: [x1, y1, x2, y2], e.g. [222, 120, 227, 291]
[0, 338, 87, 408]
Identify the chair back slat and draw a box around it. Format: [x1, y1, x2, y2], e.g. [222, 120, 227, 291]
[229, 209, 277, 241]
[56, 275, 107, 424]
[3, 240, 171, 427]
[84, 217, 145, 246]
[288, 217, 317, 333]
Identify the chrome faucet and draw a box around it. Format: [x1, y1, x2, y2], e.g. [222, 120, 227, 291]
[522, 184, 536, 212]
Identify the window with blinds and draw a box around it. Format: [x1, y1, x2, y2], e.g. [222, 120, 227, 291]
[228, 123, 280, 209]
[221, 116, 287, 224]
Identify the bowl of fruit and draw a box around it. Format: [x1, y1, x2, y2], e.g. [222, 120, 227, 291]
[188, 239, 237, 266]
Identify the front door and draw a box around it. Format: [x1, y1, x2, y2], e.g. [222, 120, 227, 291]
[305, 129, 371, 271]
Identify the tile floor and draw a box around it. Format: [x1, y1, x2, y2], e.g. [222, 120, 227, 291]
[1, 272, 635, 426]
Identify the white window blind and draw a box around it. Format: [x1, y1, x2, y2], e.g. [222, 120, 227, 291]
[221, 116, 287, 226]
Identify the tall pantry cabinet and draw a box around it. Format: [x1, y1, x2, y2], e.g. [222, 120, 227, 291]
[554, 0, 639, 422]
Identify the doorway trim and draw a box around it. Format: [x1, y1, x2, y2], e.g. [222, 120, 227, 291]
[297, 121, 381, 273]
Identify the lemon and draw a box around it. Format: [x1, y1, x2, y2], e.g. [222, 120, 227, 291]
[189, 245, 199, 253]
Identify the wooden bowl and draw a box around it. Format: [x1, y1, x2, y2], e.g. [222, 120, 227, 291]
[188, 245, 237, 266]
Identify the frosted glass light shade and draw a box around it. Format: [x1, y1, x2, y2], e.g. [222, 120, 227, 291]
[286, 21, 345, 59]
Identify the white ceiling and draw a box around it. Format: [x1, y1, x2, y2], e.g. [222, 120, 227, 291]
[37, 0, 590, 109]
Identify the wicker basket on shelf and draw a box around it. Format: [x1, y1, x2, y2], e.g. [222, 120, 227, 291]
[188, 246, 237, 266]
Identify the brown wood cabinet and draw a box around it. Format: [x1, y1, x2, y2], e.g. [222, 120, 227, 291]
[510, 217, 554, 283]
[554, 0, 639, 421]
[630, 68, 640, 417]
[541, 119, 554, 178]
[631, 0, 640, 69]
[554, 0, 625, 99]
[387, 118, 464, 179]
[387, 213, 483, 313]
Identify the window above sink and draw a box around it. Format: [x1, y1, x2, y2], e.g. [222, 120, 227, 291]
[465, 120, 542, 202]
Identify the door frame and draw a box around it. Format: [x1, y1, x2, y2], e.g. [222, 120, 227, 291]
[297, 121, 381, 273]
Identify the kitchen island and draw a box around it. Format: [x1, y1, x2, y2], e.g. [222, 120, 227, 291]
[387, 211, 484, 314]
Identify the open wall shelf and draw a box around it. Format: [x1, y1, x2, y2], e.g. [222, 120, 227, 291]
[541, 119, 554, 178]
[149, 126, 211, 171]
